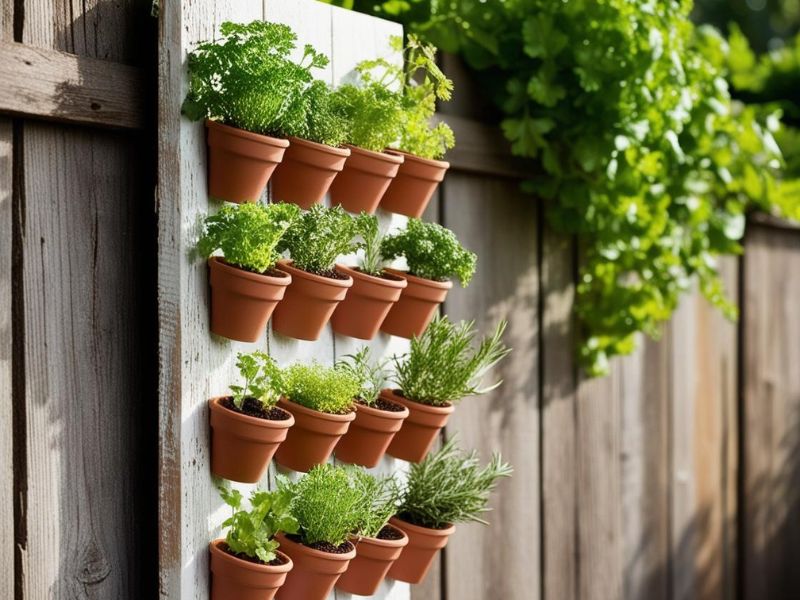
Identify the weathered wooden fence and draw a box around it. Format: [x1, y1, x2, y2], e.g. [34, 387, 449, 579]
[0, 0, 798, 599]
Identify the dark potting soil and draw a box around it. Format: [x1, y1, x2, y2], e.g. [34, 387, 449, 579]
[305, 267, 349, 280]
[220, 542, 287, 566]
[377, 525, 405, 540]
[357, 398, 405, 413]
[286, 534, 354, 555]
[391, 390, 452, 408]
[395, 513, 451, 530]
[221, 397, 291, 421]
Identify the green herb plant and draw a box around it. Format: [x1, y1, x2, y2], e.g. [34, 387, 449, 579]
[335, 347, 388, 406]
[394, 316, 510, 407]
[353, 212, 387, 276]
[182, 21, 329, 138]
[352, 470, 403, 539]
[381, 218, 476, 285]
[217, 480, 299, 563]
[198, 202, 300, 273]
[228, 351, 283, 411]
[289, 79, 350, 147]
[398, 437, 512, 530]
[279, 465, 367, 547]
[281, 361, 359, 414]
[278, 204, 360, 275]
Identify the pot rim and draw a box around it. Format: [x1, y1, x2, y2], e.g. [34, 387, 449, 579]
[389, 516, 456, 538]
[381, 389, 455, 414]
[277, 259, 353, 289]
[209, 396, 295, 430]
[278, 396, 356, 423]
[205, 120, 290, 148]
[275, 532, 357, 561]
[209, 539, 294, 574]
[384, 148, 449, 170]
[354, 399, 409, 420]
[383, 268, 452, 291]
[287, 136, 351, 157]
[345, 144, 405, 164]
[335, 264, 408, 289]
[209, 257, 292, 285]
[350, 524, 409, 549]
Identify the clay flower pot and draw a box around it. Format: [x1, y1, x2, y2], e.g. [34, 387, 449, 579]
[209, 539, 293, 600]
[379, 269, 452, 339]
[271, 260, 353, 341]
[208, 257, 291, 342]
[273, 397, 355, 472]
[335, 526, 409, 596]
[334, 390, 409, 468]
[330, 265, 407, 340]
[209, 397, 294, 483]
[328, 146, 404, 214]
[274, 533, 355, 600]
[379, 150, 449, 218]
[206, 120, 289, 203]
[271, 138, 350, 209]
[387, 517, 455, 584]
[384, 390, 455, 463]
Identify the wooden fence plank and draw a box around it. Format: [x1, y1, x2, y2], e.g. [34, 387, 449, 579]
[441, 172, 541, 600]
[0, 116, 12, 600]
[742, 224, 800, 600]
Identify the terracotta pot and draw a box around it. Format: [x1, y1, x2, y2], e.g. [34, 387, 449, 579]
[206, 120, 289, 203]
[335, 526, 409, 596]
[271, 137, 350, 209]
[209, 397, 294, 483]
[387, 517, 455, 584]
[271, 260, 353, 341]
[379, 269, 452, 339]
[209, 539, 293, 600]
[384, 390, 454, 463]
[208, 257, 291, 342]
[273, 397, 355, 472]
[334, 391, 409, 467]
[330, 265, 407, 340]
[379, 150, 449, 217]
[328, 145, 404, 214]
[274, 533, 355, 600]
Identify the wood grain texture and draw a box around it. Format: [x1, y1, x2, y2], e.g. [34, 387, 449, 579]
[0, 116, 12, 600]
[742, 225, 800, 600]
[441, 172, 541, 600]
[0, 41, 145, 129]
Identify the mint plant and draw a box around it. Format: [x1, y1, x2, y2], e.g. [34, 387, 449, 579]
[394, 316, 510, 406]
[217, 481, 299, 563]
[281, 361, 359, 414]
[381, 219, 476, 285]
[228, 351, 283, 411]
[278, 204, 360, 275]
[352, 470, 402, 539]
[398, 437, 512, 530]
[198, 202, 300, 273]
[335, 347, 387, 406]
[279, 465, 367, 547]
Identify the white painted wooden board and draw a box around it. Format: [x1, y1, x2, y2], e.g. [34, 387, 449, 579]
[160, 1, 409, 599]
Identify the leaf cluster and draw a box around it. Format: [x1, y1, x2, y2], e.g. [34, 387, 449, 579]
[381, 218, 476, 285]
[182, 21, 329, 139]
[286, 79, 350, 147]
[329, 79, 404, 152]
[281, 361, 359, 415]
[393, 316, 510, 406]
[351, 470, 402, 538]
[229, 351, 283, 410]
[217, 481, 299, 563]
[398, 437, 512, 530]
[279, 465, 367, 547]
[198, 202, 300, 273]
[353, 213, 386, 276]
[335, 347, 388, 406]
[278, 204, 361, 274]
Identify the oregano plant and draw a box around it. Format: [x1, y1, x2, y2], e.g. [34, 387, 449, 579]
[281, 361, 359, 415]
[278, 204, 360, 275]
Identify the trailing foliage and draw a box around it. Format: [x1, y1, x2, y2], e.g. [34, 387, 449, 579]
[352, 470, 403, 539]
[335, 347, 387, 406]
[182, 21, 329, 138]
[198, 202, 300, 273]
[278, 204, 360, 274]
[280, 465, 367, 547]
[394, 316, 510, 406]
[327, 0, 800, 376]
[217, 481, 299, 563]
[281, 361, 359, 415]
[381, 218, 476, 285]
[398, 437, 512, 530]
[228, 351, 283, 411]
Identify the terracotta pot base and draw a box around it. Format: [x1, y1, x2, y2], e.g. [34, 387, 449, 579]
[334, 392, 409, 467]
[379, 150, 449, 217]
[271, 137, 350, 209]
[209, 539, 293, 600]
[329, 146, 404, 214]
[380, 269, 452, 339]
[384, 390, 454, 463]
[335, 526, 409, 596]
[387, 518, 455, 585]
[275, 533, 355, 600]
[330, 265, 407, 340]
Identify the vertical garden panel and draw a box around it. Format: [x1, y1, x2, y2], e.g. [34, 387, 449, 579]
[441, 172, 541, 600]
